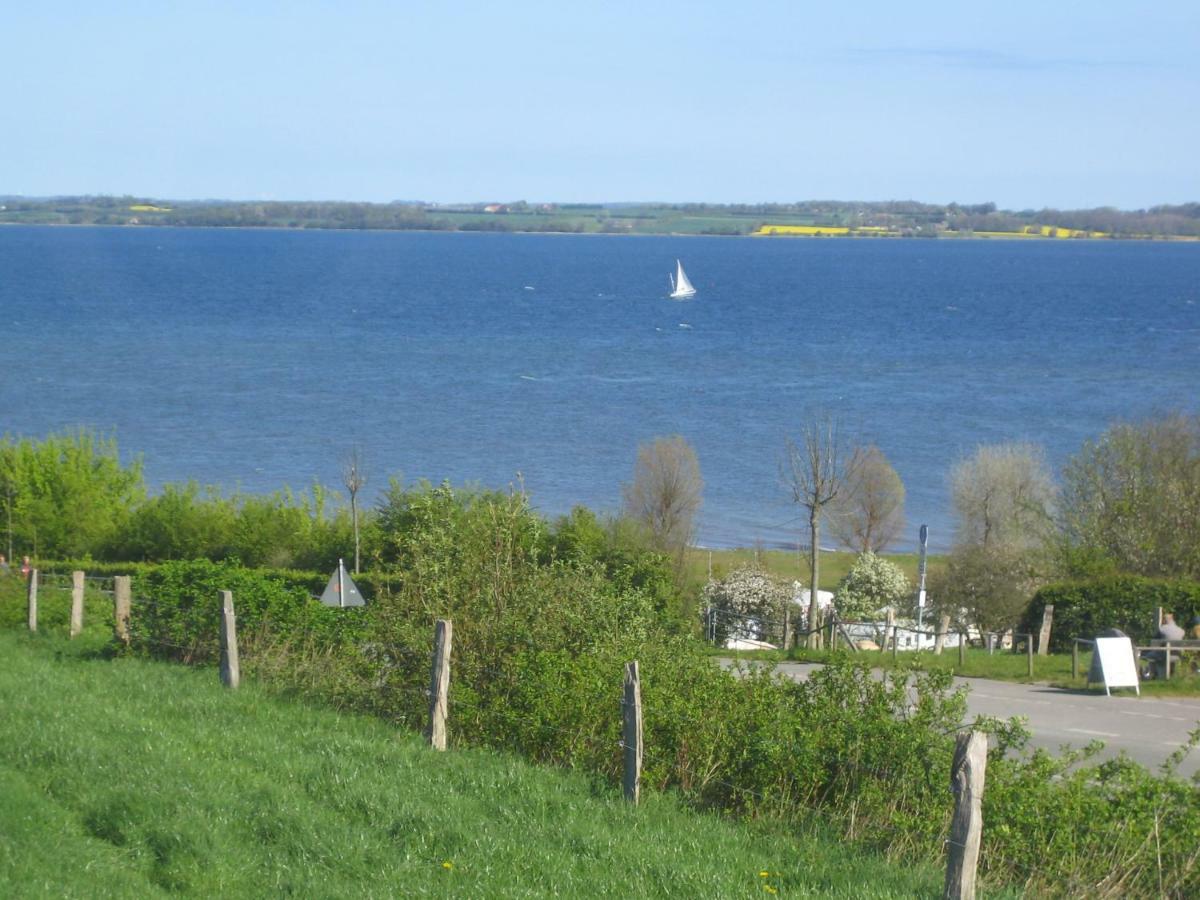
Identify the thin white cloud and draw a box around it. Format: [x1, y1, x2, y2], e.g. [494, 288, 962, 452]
[847, 46, 1160, 72]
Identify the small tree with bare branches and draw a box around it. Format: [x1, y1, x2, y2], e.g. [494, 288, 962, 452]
[783, 416, 864, 649]
[622, 435, 703, 569]
[341, 447, 369, 574]
[829, 445, 905, 553]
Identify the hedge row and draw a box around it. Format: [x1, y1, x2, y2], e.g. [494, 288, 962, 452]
[1022, 576, 1200, 651]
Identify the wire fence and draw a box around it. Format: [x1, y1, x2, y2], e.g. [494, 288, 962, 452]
[15, 566, 1194, 895]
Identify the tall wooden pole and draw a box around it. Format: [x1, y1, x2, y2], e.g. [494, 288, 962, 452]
[427, 619, 452, 751]
[1037, 605, 1054, 656]
[944, 730, 988, 900]
[219, 590, 240, 689]
[623, 661, 643, 804]
[113, 576, 131, 646]
[26, 569, 38, 632]
[69, 570, 85, 638]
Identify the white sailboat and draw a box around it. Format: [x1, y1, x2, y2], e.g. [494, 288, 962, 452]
[669, 259, 696, 300]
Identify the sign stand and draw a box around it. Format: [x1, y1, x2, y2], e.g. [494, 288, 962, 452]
[1089, 637, 1140, 696]
[319, 558, 365, 607]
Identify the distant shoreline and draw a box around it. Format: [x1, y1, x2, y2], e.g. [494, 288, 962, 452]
[3, 196, 1198, 241]
[3, 220, 1198, 243]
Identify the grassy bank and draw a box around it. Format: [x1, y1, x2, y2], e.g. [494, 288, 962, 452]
[0, 629, 945, 898]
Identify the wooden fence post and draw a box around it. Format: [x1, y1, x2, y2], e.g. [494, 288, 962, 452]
[959, 632, 966, 668]
[944, 730, 988, 900]
[1037, 605, 1054, 656]
[934, 614, 951, 655]
[1026, 634, 1034, 679]
[218, 590, 240, 689]
[427, 619, 452, 751]
[69, 570, 85, 638]
[623, 660, 643, 804]
[892, 625, 900, 661]
[880, 608, 894, 655]
[27, 569, 38, 632]
[1072, 639, 1079, 679]
[113, 576, 131, 646]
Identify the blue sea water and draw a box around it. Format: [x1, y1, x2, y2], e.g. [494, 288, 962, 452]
[1, 225, 1197, 551]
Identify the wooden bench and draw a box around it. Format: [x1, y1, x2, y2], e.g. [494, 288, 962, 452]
[1137, 639, 1200, 678]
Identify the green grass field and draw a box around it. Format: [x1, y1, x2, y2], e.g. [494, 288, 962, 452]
[0, 628, 945, 898]
[683, 547, 939, 593]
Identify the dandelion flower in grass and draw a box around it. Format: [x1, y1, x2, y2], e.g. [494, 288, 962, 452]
[442, 861, 453, 870]
[764, 886, 778, 895]
[759, 871, 770, 878]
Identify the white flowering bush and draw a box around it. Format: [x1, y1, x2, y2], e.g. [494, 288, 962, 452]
[702, 564, 793, 644]
[834, 552, 911, 620]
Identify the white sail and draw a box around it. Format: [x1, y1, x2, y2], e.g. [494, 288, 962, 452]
[670, 260, 696, 299]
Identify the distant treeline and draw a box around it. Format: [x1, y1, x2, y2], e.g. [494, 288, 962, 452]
[2, 194, 1199, 237]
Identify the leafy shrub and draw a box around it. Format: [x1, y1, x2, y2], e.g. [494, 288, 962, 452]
[0, 429, 145, 558]
[1021, 576, 1200, 651]
[13, 474, 1200, 894]
[129, 559, 367, 664]
[0, 571, 114, 633]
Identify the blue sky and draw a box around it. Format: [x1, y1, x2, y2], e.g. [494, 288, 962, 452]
[4, 1, 1197, 208]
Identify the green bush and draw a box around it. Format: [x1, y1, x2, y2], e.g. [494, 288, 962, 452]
[129, 559, 367, 663]
[0, 571, 114, 633]
[1022, 576, 1200, 651]
[10, 476, 1200, 894]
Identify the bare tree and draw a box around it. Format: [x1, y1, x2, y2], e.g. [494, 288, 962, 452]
[341, 447, 369, 574]
[622, 435, 703, 567]
[829, 445, 905, 552]
[944, 442, 1056, 633]
[783, 416, 864, 649]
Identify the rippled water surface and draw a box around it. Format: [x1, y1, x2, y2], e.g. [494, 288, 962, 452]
[2, 226, 1197, 549]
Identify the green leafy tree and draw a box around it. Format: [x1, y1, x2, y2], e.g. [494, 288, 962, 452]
[1060, 414, 1200, 578]
[930, 543, 1040, 633]
[0, 429, 144, 558]
[109, 482, 236, 561]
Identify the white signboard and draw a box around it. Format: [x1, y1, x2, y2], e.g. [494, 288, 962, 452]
[1093, 637, 1140, 696]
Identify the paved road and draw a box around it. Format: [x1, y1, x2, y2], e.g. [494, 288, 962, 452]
[720, 659, 1200, 777]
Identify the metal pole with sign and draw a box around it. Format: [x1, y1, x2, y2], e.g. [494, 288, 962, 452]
[916, 525, 928, 641]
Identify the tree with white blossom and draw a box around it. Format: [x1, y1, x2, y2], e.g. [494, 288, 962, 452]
[702, 564, 793, 645]
[833, 551, 910, 620]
